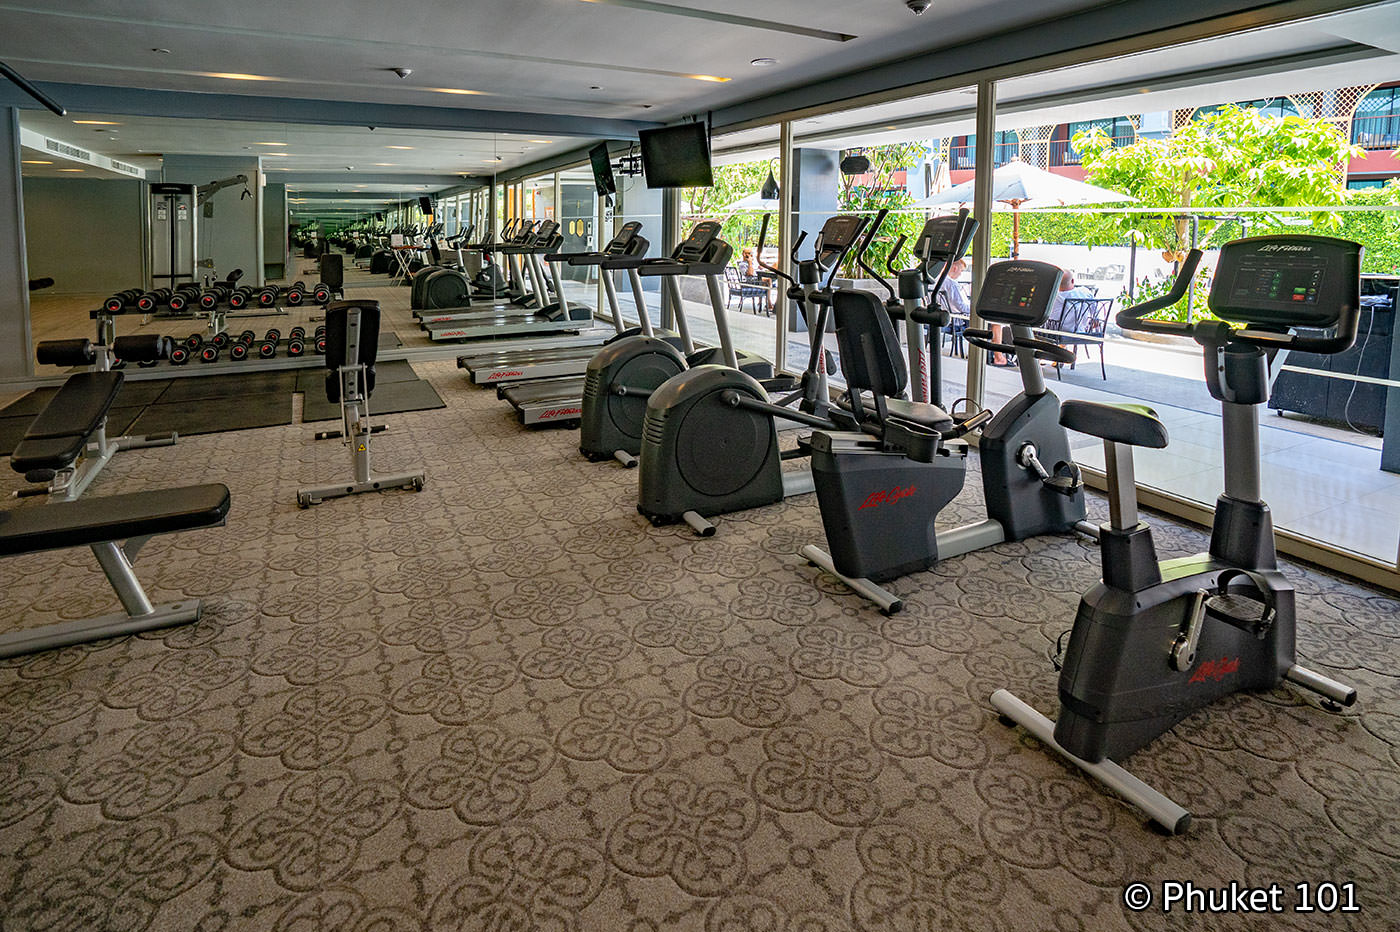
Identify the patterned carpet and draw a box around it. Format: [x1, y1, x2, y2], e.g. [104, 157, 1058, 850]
[1, 359, 1397, 932]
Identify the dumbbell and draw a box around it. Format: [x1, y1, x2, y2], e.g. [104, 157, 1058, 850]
[227, 286, 256, 309]
[104, 289, 143, 313]
[312, 325, 327, 354]
[198, 284, 232, 310]
[199, 343, 221, 363]
[167, 284, 202, 312]
[286, 326, 306, 357]
[311, 282, 331, 304]
[135, 288, 173, 312]
[228, 330, 257, 361]
[284, 281, 309, 306]
[257, 329, 281, 358]
[184, 332, 205, 351]
[210, 331, 230, 349]
[169, 343, 192, 365]
[255, 286, 280, 308]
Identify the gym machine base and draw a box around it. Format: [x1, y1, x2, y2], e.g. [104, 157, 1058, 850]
[994, 235, 1363, 834]
[297, 301, 425, 508]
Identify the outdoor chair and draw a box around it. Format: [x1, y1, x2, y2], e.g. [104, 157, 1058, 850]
[725, 265, 771, 315]
[1040, 296, 1113, 379]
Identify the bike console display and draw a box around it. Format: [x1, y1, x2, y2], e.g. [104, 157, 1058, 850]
[1210, 235, 1361, 333]
[975, 260, 1064, 327]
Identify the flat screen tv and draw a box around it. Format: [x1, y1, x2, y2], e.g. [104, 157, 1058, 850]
[588, 142, 616, 197]
[418, 195, 434, 215]
[639, 122, 713, 189]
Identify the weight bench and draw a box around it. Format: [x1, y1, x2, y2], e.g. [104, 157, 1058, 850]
[12, 332, 176, 501]
[0, 483, 230, 658]
[297, 300, 425, 506]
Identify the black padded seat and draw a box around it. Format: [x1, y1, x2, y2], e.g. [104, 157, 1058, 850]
[21, 371, 122, 440]
[0, 484, 230, 556]
[1060, 401, 1169, 448]
[10, 434, 89, 475]
[843, 391, 955, 433]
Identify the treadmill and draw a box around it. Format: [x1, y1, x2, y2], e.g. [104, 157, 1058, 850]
[497, 221, 770, 428]
[456, 222, 666, 384]
[416, 220, 552, 325]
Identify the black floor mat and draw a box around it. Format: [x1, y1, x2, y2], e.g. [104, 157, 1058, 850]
[302, 378, 445, 423]
[160, 370, 299, 404]
[0, 388, 58, 418]
[127, 392, 293, 437]
[0, 378, 170, 419]
[295, 359, 419, 394]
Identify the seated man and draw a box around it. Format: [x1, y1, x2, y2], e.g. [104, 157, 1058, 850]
[1048, 270, 1096, 327]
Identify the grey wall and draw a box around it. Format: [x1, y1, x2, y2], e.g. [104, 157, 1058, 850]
[161, 155, 263, 286]
[788, 147, 841, 333]
[22, 177, 146, 295]
[1, 108, 30, 380]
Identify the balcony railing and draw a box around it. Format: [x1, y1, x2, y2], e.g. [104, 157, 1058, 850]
[1050, 134, 1136, 166]
[948, 145, 1018, 171]
[1351, 113, 1400, 151]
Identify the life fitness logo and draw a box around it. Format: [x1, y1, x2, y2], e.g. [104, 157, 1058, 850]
[1189, 656, 1240, 684]
[541, 407, 582, 420]
[487, 370, 523, 380]
[859, 485, 917, 510]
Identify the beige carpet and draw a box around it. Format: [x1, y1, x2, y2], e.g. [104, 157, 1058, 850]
[1, 360, 1397, 932]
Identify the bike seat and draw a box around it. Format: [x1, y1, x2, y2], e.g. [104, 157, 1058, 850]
[1060, 401, 1168, 448]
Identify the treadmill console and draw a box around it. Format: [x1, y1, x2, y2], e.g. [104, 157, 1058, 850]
[673, 220, 722, 262]
[604, 221, 644, 256]
[914, 214, 979, 264]
[1209, 235, 1361, 333]
[975, 260, 1064, 327]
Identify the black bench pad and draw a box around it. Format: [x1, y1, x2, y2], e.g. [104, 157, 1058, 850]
[0, 484, 230, 556]
[10, 434, 89, 475]
[21, 371, 123, 442]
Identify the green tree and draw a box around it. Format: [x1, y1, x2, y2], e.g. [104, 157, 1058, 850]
[681, 160, 777, 250]
[1075, 105, 1362, 263]
[836, 142, 929, 277]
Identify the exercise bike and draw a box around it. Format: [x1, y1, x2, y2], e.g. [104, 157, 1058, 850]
[992, 234, 1363, 834]
[802, 257, 1087, 613]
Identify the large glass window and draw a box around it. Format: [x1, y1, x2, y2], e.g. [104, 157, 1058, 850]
[1352, 85, 1400, 150]
[1056, 117, 1136, 165]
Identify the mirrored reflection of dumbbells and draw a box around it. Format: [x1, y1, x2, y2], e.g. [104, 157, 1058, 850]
[287, 326, 306, 357]
[198, 332, 222, 363]
[313, 325, 328, 355]
[285, 281, 332, 306]
[227, 285, 258, 310]
[228, 330, 257, 361]
[135, 288, 172, 313]
[199, 283, 233, 310]
[257, 329, 282, 359]
[255, 286, 280, 308]
[103, 289, 143, 313]
[169, 332, 201, 365]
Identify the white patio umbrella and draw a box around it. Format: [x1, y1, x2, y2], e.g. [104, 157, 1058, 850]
[910, 159, 1134, 257]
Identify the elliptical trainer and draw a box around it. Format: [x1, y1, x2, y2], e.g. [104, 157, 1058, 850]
[992, 234, 1363, 834]
[801, 256, 1087, 613]
[634, 213, 872, 536]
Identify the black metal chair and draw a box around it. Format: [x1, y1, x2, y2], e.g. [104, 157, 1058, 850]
[1042, 296, 1113, 379]
[725, 265, 770, 315]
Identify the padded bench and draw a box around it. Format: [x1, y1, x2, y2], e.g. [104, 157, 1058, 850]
[0, 483, 230, 658]
[10, 370, 123, 479]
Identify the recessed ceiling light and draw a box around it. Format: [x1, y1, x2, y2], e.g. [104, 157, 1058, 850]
[73, 120, 120, 125]
[22, 160, 52, 164]
[750, 58, 778, 67]
[589, 85, 602, 90]
[528, 139, 552, 144]
[687, 74, 729, 82]
[385, 145, 414, 150]
[373, 162, 394, 166]
[263, 152, 291, 157]
[254, 141, 287, 146]
[58, 168, 83, 172]
[200, 72, 279, 81]
[429, 87, 483, 96]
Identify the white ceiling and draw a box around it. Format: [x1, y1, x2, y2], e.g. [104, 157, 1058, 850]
[7, 0, 1399, 223]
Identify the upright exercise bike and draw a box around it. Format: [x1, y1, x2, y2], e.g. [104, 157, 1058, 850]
[993, 234, 1363, 834]
[802, 257, 1087, 613]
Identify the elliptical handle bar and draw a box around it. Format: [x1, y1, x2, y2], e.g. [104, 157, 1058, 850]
[885, 235, 908, 277]
[755, 213, 796, 287]
[921, 208, 973, 319]
[854, 209, 894, 300]
[1115, 249, 1203, 337]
